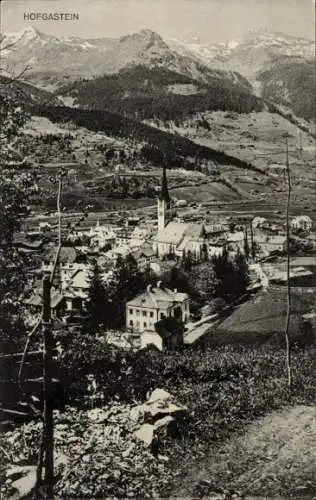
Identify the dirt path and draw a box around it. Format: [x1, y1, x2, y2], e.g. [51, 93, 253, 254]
[172, 404, 316, 499]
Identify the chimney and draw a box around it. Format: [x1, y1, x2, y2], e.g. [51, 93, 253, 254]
[156, 280, 162, 288]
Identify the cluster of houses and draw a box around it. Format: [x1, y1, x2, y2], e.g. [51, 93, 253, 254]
[20, 165, 313, 346]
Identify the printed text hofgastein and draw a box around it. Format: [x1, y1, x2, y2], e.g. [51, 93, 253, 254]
[24, 13, 79, 21]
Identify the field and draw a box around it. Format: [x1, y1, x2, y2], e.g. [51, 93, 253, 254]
[211, 287, 315, 345]
[16, 109, 315, 227]
[165, 110, 316, 217]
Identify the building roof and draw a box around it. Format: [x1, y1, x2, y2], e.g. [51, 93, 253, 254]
[127, 284, 188, 309]
[156, 221, 187, 245]
[24, 289, 64, 309]
[70, 269, 91, 289]
[156, 221, 207, 246]
[132, 244, 156, 261]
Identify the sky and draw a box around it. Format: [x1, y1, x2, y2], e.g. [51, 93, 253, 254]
[1, 0, 315, 43]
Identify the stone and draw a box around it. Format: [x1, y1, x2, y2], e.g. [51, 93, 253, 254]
[87, 408, 108, 423]
[6, 465, 37, 498]
[154, 415, 175, 430]
[146, 388, 171, 404]
[134, 424, 155, 446]
[144, 401, 186, 422]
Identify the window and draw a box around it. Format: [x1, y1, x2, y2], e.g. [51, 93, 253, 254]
[150, 311, 154, 318]
[129, 308, 133, 315]
[136, 310, 140, 317]
[160, 312, 164, 319]
[129, 320, 133, 326]
[142, 311, 147, 317]
[144, 322, 147, 328]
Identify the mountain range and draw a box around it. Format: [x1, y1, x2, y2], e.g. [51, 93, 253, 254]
[0, 26, 314, 120]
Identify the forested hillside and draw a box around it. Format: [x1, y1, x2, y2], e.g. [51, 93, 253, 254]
[57, 66, 262, 121]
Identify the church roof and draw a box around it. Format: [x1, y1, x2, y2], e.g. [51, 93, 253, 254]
[156, 221, 207, 245]
[156, 221, 188, 245]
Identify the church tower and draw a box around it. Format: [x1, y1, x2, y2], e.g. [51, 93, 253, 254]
[157, 164, 171, 231]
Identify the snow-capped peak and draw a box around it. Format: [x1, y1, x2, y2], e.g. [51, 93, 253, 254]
[4, 26, 40, 43]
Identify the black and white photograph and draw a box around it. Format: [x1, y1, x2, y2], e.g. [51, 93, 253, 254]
[0, 0, 315, 498]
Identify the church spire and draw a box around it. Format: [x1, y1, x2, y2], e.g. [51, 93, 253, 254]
[159, 164, 170, 206]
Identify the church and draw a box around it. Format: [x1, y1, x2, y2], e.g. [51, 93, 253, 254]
[153, 165, 222, 260]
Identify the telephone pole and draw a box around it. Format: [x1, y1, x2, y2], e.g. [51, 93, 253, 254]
[42, 274, 54, 497]
[284, 137, 292, 388]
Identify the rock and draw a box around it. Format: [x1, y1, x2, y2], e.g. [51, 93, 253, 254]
[87, 408, 108, 423]
[153, 415, 177, 438]
[131, 389, 187, 426]
[147, 388, 171, 404]
[6, 465, 37, 498]
[134, 424, 155, 446]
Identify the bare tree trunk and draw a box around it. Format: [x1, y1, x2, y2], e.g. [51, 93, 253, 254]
[284, 138, 292, 388]
[43, 275, 54, 497]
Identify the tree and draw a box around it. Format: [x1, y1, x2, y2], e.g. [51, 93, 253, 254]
[187, 263, 218, 304]
[0, 97, 38, 353]
[232, 252, 250, 299]
[211, 248, 249, 303]
[104, 255, 147, 329]
[85, 265, 108, 333]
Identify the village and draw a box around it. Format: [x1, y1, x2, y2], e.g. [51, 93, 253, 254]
[15, 163, 315, 352]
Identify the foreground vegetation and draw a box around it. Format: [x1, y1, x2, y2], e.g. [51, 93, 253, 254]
[1, 339, 315, 498]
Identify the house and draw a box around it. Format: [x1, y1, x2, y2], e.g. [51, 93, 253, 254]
[115, 228, 134, 247]
[126, 281, 190, 333]
[105, 245, 131, 262]
[89, 222, 116, 250]
[207, 238, 227, 257]
[129, 226, 150, 248]
[226, 231, 245, 254]
[24, 288, 66, 319]
[291, 215, 312, 233]
[131, 245, 157, 270]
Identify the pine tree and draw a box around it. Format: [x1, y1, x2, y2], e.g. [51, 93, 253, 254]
[86, 265, 108, 333]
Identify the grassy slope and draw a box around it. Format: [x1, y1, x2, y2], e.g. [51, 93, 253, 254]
[176, 404, 316, 499]
[212, 287, 315, 345]
[30, 104, 264, 173]
[165, 110, 315, 212]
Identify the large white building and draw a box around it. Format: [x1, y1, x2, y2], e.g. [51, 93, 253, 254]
[126, 282, 189, 333]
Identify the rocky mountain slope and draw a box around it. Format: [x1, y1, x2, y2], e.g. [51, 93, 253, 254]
[0, 27, 249, 91]
[168, 30, 314, 79]
[168, 30, 315, 121]
[1, 27, 313, 120]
